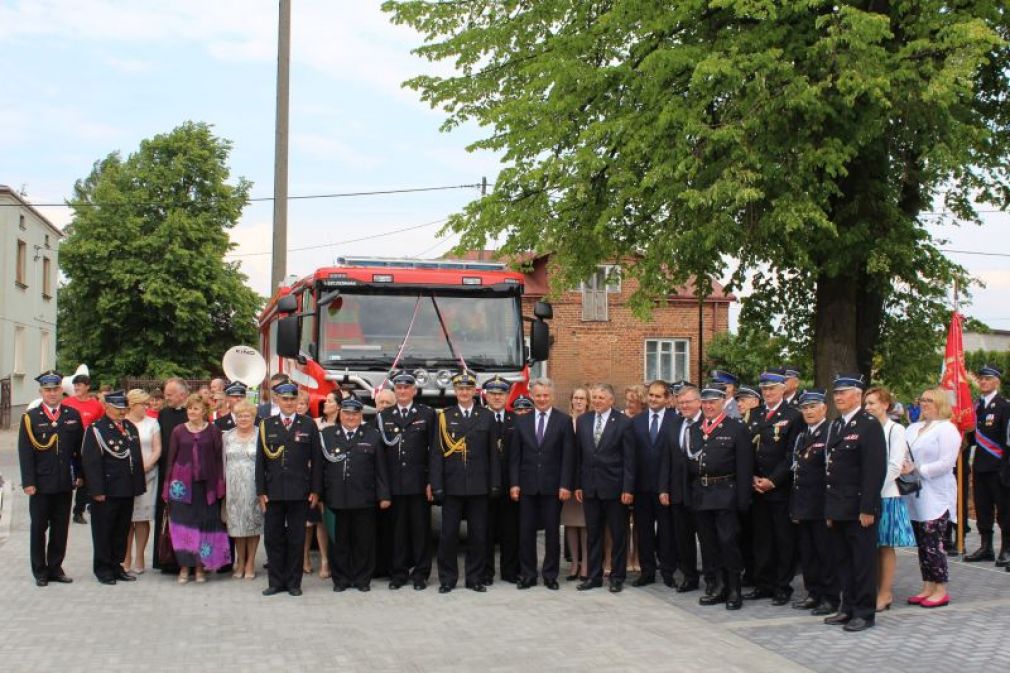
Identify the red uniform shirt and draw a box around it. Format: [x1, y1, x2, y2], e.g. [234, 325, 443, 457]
[63, 396, 105, 428]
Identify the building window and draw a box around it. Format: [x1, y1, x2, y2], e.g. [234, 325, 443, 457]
[581, 266, 619, 321]
[42, 257, 53, 299]
[13, 326, 26, 375]
[19, 213, 27, 230]
[16, 239, 28, 288]
[40, 330, 51, 371]
[644, 339, 689, 382]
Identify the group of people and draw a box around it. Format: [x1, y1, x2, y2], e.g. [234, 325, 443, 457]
[18, 362, 1009, 633]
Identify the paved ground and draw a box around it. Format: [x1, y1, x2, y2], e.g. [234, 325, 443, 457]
[1, 427, 1008, 673]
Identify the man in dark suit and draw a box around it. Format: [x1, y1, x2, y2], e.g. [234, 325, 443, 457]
[255, 381, 321, 597]
[483, 375, 520, 585]
[631, 380, 678, 587]
[153, 376, 188, 572]
[575, 383, 635, 592]
[18, 370, 85, 586]
[376, 371, 437, 590]
[823, 374, 886, 632]
[660, 384, 703, 593]
[964, 364, 1010, 565]
[431, 371, 501, 593]
[747, 370, 803, 605]
[509, 377, 575, 589]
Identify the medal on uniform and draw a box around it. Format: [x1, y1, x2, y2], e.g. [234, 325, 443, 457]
[700, 412, 726, 441]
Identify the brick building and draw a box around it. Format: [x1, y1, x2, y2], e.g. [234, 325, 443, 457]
[461, 251, 733, 402]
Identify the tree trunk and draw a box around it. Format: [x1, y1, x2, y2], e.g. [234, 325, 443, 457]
[812, 271, 859, 390]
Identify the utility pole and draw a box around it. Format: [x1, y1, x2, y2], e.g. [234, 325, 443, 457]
[271, 0, 291, 292]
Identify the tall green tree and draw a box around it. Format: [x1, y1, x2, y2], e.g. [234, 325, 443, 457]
[57, 121, 261, 382]
[385, 0, 1009, 388]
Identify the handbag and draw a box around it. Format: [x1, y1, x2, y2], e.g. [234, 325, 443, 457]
[157, 508, 177, 567]
[895, 443, 922, 496]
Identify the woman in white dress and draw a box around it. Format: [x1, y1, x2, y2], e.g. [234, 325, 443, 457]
[124, 389, 161, 574]
[223, 399, 264, 579]
[902, 387, 961, 609]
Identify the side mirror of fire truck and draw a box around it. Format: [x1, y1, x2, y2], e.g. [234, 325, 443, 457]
[529, 319, 549, 362]
[276, 316, 301, 361]
[533, 301, 553, 320]
[277, 294, 298, 314]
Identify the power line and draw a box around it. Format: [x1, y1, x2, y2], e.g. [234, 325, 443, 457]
[940, 248, 1010, 259]
[225, 218, 448, 258]
[0, 183, 487, 208]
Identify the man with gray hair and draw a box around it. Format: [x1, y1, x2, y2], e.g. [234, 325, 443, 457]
[575, 382, 635, 592]
[509, 377, 576, 589]
[153, 376, 189, 572]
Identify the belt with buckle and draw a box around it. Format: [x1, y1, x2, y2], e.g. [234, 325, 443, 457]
[699, 474, 734, 487]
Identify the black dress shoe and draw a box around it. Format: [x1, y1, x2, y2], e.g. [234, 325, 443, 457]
[48, 575, 73, 584]
[565, 574, 579, 582]
[388, 580, 404, 590]
[577, 580, 602, 591]
[502, 576, 518, 584]
[811, 601, 838, 617]
[438, 584, 453, 594]
[115, 572, 137, 582]
[609, 581, 624, 593]
[742, 588, 773, 600]
[73, 514, 87, 525]
[726, 594, 743, 610]
[771, 591, 791, 606]
[843, 617, 874, 632]
[632, 575, 655, 587]
[466, 583, 487, 593]
[792, 595, 819, 610]
[544, 580, 559, 590]
[98, 578, 117, 585]
[662, 576, 675, 588]
[35, 578, 49, 587]
[699, 592, 726, 606]
[288, 588, 303, 597]
[262, 586, 284, 596]
[332, 583, 349, 592]
[413, 581, 427, 590]
[357, 584, 371, 592]
[676, 579, 700, 593]
[516, 579, 533, 590]
[824, 612, 852, 625]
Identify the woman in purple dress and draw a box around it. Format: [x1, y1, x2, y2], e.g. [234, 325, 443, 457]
[162, 394, 231, 583]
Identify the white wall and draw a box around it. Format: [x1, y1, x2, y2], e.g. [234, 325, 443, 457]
[0, 190, 61, 407]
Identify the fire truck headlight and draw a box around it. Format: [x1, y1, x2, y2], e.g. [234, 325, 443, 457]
[436, 370, 453, 388]
[413, 369, 430, 386]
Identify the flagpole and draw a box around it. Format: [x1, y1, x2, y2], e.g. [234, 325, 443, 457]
[954, 280, 965, 557]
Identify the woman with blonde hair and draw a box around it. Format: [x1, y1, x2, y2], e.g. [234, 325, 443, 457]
[563, 387, 591, 580]
[903, 387, 961, 608]
[222, 399, 263, 579]
[863, 386, 915, 612]
[123, 389, 161, 574]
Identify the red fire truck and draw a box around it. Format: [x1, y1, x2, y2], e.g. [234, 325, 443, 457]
[259, 256, 552, 412]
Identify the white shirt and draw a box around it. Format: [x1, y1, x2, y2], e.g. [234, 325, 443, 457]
[807, 419, 826, 435]
[279, 413, 296, 426]
[879, 419, 909, 499]
[903, 420, 961, 522]
[490, 408, 507, 424]
[458, 404, 475, 418]
[535, 408, 553, 426]
[341, 425, 357, 440]
[982, 391, 998, 407]
[398, 405, 412, 416]
[647, 408, 666, 427]
[841, 407, 860, 426]
[680, 412, 702, 449]
[594, 408, 612, 426]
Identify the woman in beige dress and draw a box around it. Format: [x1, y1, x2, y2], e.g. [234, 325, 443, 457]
[563, 387, 590, 580]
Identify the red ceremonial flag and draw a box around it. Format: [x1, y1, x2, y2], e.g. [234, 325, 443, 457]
[939, 311, 975, 433]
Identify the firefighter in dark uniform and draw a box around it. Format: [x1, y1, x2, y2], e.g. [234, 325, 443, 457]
[18, 370, 84, 586]
[789, 389, 839, 615]
[255, 381, 321, 597]
[377, 370, 437, 590]
[213, 381, 247, 432]
[746, 370, 803, 605]
[431, 371, 501, 593]
[735, 383, 763, 587]
[483, 375, 520, 585]
[823, 374, 886, 632]
[783, 367, 802, 407]
[314, 397, 391, 592]
[81, 390, 146, 585]
[689, 383, 754, 610]
[964, 364, 1010, 565]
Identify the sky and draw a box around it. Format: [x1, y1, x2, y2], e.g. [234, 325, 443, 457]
[2, 0, 1008, 330]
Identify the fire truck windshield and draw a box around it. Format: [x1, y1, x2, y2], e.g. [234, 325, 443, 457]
[318, 292, 523, 370]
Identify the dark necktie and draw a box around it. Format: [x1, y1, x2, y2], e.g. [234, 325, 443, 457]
[536, 412, 546, 445]
[283, 417, 292, 429]
[650, 413, 659, 444]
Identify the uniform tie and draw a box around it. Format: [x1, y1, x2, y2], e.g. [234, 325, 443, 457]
[649, 412, 659, 444]
[283, 417, 292, 429]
